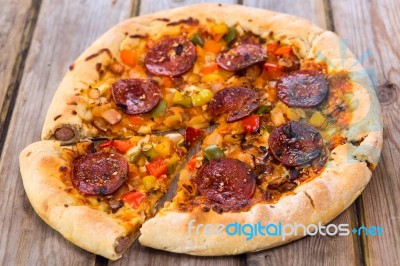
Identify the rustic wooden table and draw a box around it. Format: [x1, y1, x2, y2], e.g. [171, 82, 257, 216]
[0, 0, 398, 265]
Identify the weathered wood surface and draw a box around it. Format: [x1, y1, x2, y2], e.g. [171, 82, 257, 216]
[0, 0, 136, 265]
[0, 0, 398, 265]
[331, 0, 400, 265]
[0, 0, 39, 151]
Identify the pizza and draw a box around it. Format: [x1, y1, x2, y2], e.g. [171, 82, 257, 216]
[20, 134, 186, 259]
[19, 3, 382, 260]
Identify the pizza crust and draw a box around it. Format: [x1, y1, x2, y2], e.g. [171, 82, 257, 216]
[309, 31, 383, 168]
[19, 141, 137, 260]
[139, 143, 371, 255]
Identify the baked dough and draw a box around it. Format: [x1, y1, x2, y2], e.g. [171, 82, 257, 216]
[19, 141, 137, 260]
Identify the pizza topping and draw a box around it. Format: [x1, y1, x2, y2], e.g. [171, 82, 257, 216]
[196, 158, 256, 207]
[114, 236, 130, 254]
[190, 33, 204, 47]
[203, 145, 225, 161]
[222, 26, 238, 44]
[111, 78, 161, 115]
[208, 87, 259, 122]
[150, 99, 167, 117]
[85, 48, 112, 61]
[167, 17, 199, 26]
[191, 89, 214, 106]
[54, 127, 75, 141]
[71, 152, 128, 195]
[216, 39, 266, 71]
[109, 199, 124, 213]
[268, 121, 323, 166]
[242, 115, 260, 134]
[144, 37, 196, 77]
[120, 49, 138, 67]
[121, 191, 145, 208]
[184, 127, 204, 147]
[276, 70, 329, 108]
[145, 158, 167, 178]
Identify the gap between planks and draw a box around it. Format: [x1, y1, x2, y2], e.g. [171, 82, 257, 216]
[0, 0, 42, 157]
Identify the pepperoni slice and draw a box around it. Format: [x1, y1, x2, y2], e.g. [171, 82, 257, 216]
[111, 78, 160, 115]
[208, 87, 259, 122]
[268, 121, 323, 167]
[216, 40, 266, 71]
[276, 70, 329, 108]
[196, 158, 256, 207]
[144, 37, 196, 77]
[72, 152, 128, 195]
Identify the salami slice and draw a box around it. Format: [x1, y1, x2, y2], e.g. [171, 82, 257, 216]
[54, 127, 75, 141]
[111, 78, 160, 115]
[216, 40, 266, 71]
[268, 121, 323, 166]
[72, 152, 128, 195]
[196, 158, 256, 207]
[144, 37, 196, 76]
[208, 87, 259, 122]
[276, 70, 329, 108]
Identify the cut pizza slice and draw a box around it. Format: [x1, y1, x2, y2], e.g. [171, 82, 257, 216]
[19, 134, 186, 260]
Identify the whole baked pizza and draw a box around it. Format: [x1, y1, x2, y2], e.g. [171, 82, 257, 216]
[19, 3, 382, 260]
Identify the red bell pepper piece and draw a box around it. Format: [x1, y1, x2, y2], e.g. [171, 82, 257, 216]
[146, 158, 167, 178]
[187, 155, 198, 171]
[98, 140, 133, 154]
[121, 191, 145, 209]
[264, 63, 283, 79]
[184, 127, 204, 147]
[274, 46, 292, 56]
[99, 140, 113, 149]
[242, 115, 260, 134]
[112, 140, 133, 154]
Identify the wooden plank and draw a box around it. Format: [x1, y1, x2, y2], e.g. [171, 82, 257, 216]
[242, 1, 362, 265]
[0, 0, 136, 265]
[111, 0, 240, 264]
[243, 0, 327, 29]
[139, 0, 240, 15]
[0, 0, 39, 152]
[330, 0, 400, 265]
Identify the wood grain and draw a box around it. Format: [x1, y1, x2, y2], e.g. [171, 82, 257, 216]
[331, 0, 400, 265]
[0, 0, 136, 265]
[0, 0, 40, 153]
[243, 0, 327, 29]
[242, 1, 362, 265]
[139, 0, 240, 15]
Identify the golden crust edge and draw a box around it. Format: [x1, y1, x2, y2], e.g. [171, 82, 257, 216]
[309, 31, 383, 167]
[19, 141, 137, 260]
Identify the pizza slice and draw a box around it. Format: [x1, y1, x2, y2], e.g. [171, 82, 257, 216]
[19, 134, 186, 260]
